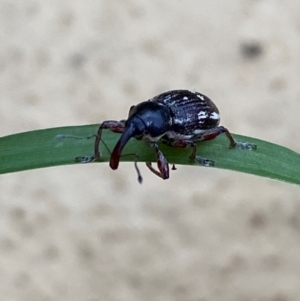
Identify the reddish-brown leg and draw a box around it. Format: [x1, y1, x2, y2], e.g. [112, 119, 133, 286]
[94, 120, 126, 158]
[146, 143, 169, 180]
[75, 120, 125, 163]
[198, 126, 257, 150]
[162, 125, 257, 167]
[167, 139, 215, 167]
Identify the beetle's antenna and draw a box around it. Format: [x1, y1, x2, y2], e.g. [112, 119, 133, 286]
[113, 152, 142, 184]
[135, 161, 143, 184]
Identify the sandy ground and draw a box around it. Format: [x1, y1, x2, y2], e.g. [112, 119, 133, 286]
[1, 1, 300, 300]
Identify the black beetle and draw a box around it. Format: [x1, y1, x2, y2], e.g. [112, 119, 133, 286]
[76, 90, 256, 183]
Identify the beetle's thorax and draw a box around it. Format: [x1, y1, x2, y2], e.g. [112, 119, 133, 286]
[126, 101, 172, 141]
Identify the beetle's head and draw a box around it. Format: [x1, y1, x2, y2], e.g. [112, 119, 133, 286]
[109, 101, 171, 170]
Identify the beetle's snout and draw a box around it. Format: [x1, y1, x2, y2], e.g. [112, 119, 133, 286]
[109, 121, 145, 170]
[109, 128, 132, 170]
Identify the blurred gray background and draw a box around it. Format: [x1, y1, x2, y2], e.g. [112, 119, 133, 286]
[1, 1, 300, 300]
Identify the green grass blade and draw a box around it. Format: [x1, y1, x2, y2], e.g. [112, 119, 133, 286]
[0, 125, 299, 185]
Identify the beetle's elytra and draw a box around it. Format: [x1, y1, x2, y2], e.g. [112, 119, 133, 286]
[76, 90, 257, 183]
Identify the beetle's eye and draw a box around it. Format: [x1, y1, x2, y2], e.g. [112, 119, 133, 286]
[132, 117, 145, 140]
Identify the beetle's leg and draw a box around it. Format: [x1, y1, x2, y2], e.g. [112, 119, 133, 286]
[189, 143, 215, 166]
[163, 138, 215, 167]
[198, 126, 257, 150]
[94, 120, 126, 158]
[146, 143, 169, 180]
[76, 120, 126, 163]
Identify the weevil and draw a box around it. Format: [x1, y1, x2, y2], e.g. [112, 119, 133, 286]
[76, 90, 257, 183]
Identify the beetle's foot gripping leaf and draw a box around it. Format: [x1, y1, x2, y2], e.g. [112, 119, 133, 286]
[193, 156, 215, 167]
[234, 141, 257, 151]
[75, 156, 96, 163]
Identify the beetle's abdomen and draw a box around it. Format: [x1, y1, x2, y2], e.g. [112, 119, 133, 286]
[152, 90, 220, 135]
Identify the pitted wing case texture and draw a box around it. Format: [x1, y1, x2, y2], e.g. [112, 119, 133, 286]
[151, 90, 220, 136]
